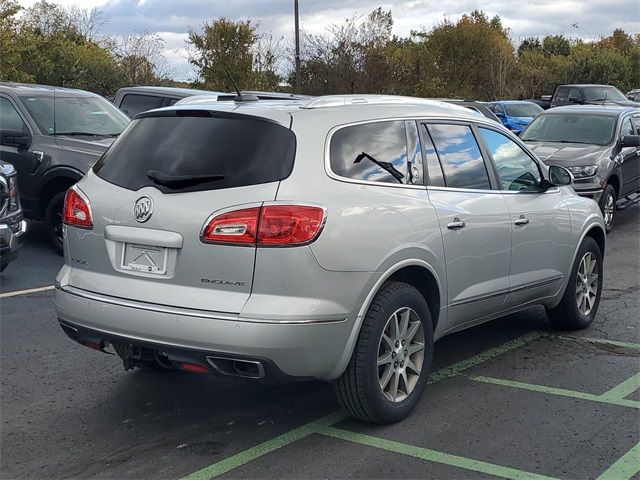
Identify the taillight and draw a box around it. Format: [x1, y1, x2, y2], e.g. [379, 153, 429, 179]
[201, 207, 260, 245]
[63, 188, 93, 229]
[201, 204, 325, 247]
[258, 205, 325, 245]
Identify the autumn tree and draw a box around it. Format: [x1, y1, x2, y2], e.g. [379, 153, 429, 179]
[187, 18, 280, 91]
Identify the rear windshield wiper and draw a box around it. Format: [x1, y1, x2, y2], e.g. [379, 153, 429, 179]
[354, 152, 404, 184]
[52, 132, 110, 137]
[146, 170, 225, 189]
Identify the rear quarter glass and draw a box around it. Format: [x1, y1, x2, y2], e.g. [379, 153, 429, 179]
[93, 112, 296, 194]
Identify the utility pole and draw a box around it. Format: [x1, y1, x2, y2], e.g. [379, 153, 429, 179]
[294, 0, 301, 92]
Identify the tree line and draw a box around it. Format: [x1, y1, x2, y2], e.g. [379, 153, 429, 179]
[1, 1, 638, 99]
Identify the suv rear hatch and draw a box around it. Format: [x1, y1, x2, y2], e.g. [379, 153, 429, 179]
[64, 108, 295, 313]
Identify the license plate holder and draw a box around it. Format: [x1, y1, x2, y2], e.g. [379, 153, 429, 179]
[120, 243, 168, 275]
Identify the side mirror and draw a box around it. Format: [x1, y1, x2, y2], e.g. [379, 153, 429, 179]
[548, 165, 573, 186]
[620, 135, 640, 148]
[0, 130, 32, 149]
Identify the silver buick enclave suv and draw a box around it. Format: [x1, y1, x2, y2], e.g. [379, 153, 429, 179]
[55, 95, 606, 423]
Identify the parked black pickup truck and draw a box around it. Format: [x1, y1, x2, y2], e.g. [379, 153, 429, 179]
[0, 83, 130, 253]
[549, 84, 640, 108]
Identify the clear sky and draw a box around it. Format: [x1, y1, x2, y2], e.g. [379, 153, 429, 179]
[16, 0, 640, 81]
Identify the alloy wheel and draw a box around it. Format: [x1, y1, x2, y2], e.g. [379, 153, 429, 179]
[576, 252, 599, 316]
[377, 307, 425, 402]
[603, 194, 615, 229]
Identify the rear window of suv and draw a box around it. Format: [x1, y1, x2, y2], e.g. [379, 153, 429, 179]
[93, 111, 296, 193]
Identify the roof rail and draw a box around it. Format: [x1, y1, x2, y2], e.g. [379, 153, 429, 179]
[302, 94, 452, 109]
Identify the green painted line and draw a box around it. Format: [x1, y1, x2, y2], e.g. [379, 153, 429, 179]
[601, 373, 640, 402]
[180, 332, 542, 479]
[179, 411, 347, 480]
[595, 441, 640, 480]
[318, 425, 558, 480]
[428, 332, 542, 384]
[560, 336, 640, 351]
[472, 376, 640, 409]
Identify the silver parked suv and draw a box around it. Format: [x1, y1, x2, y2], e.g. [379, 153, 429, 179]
[55, 95, 606, 423]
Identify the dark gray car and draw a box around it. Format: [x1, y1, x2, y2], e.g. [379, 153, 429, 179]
[0, 160, 26, 272]
[0, 83, 130, 252]
[521, 105, 640, 231]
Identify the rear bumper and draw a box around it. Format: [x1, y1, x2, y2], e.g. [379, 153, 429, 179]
[54, 285, 356, 380]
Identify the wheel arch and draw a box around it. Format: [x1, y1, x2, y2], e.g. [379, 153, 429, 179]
[584, 224, 605, 255]
[325, 259, 444, 380]
[607, 174, 620, 198]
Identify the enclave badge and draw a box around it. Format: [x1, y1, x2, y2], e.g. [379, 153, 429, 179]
[133, 196, 153, 223]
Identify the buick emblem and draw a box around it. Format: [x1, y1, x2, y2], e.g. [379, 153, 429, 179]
[133, 196, 153, 223]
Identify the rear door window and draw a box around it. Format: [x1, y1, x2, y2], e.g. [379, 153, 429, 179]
[425, 124, 492, 190]
[119, 94, 165, 117]
[94, 112, 296, 193]
[329, 121, 412, 185]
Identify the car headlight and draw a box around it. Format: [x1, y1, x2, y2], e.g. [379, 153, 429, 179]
[568, 166, 598, 178]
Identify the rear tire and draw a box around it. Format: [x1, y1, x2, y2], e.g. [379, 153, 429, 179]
[334, 281, 434, 424]
[44, 191, 65, 255]
[546, 237, 603, 330]
[598, 185, 616, 233]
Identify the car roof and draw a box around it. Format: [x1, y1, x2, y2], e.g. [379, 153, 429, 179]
[115, 86, 225, 97]
[149, 95, 496, 128]
[544, 105, 639, 116]
[557, 84, 617, 88]
[490, 100, 539, 105]
[0, 82, 101, 98]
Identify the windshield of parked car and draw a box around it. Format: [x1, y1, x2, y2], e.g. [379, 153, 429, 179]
[582, 86, 627, 102]
[521, 113, 616, 146]
[19, 95, 130, 137]
[504, 103, 543, 117]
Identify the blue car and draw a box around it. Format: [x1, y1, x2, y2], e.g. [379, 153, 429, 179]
[487, 100, 543, 134]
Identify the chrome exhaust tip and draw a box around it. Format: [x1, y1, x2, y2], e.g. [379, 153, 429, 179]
[205, 356, 266, 379]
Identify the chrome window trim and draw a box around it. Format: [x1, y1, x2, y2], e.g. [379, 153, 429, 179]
[324, 116, 503, 190]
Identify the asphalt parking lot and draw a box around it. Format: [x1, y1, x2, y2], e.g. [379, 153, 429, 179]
[1, 206, 639, 480]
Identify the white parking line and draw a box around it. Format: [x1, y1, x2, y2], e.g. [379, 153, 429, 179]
[0, 285, 55, 299]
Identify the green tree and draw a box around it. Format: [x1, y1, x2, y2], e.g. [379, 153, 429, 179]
[417, 10, 516, 99]
[0, 0, 35, 82]
[188, 18, 260, 90]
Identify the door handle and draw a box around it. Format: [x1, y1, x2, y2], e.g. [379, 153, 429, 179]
[514, 216, 530, 226]
[447, 218, 465, 230]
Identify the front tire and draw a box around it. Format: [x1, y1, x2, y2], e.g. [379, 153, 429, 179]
[44, 191, 65, 255]
[334, 281, 434, 424]
[546, 237, 603, 330]
[599, 185, 616, 233]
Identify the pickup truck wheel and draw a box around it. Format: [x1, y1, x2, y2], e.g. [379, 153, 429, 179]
[44, 192, 65, 255]
[598, 185, 616, 233]
[546, 237, 602, 330]
[334, 281, 433, 424]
